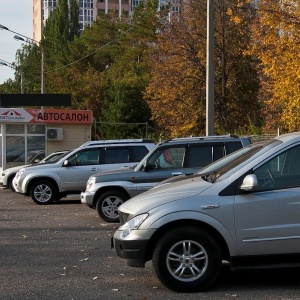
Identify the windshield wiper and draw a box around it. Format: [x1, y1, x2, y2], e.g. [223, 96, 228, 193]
[201, 171, 218, 183]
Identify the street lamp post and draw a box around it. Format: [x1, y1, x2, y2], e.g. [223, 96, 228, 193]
[0, 24, 45, 95]
[0, 59, 24, 93]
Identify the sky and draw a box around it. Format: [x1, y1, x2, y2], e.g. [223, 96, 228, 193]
[0, 1, 32, 84]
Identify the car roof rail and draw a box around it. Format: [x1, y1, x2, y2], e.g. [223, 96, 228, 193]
[168, 134, 239, 142]
[79, 139, 155, 147]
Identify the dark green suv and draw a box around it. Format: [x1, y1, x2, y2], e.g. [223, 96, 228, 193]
[81, 135, 251, 222]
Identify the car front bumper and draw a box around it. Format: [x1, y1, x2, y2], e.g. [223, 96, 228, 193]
[80, 190, 95, 205]
[112, 229, 154, 268]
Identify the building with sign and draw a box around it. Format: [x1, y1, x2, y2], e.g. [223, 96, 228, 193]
[0, 108, 93, 171]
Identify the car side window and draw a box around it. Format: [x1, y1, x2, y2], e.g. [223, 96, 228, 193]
[148, 147, 186, 169]
[253, 144, 300, 191]
[68, 149, 100, 166]
[225, 141, 242, 155]
[188, 146, 213, 168]
[104, 148, 129, 164]
[129, 146, 149, 162]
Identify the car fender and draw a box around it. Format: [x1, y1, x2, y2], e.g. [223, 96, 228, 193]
[92, 181, 137, 203]
[142, 210, 238, 256]
[20, 171, 62, 194]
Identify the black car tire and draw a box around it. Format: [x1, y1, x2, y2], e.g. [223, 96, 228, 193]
[30, 180, 57, 205]
[96, 190, 127, 223]
[152, 226, 222, 292]
[8, 175, 16, 192]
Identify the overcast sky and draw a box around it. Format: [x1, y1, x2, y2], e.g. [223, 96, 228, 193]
[0, 1, 32, 84]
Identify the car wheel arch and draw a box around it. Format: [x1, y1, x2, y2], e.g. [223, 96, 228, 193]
[145, 219, 231, 264]
[93, 186, 130, 207]
[27, 176, 59, 196]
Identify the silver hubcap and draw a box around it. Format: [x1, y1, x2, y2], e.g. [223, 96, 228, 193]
[34, 184, 52, 203]
[167, 240, 208, 282]
[102, 195, 123, 219]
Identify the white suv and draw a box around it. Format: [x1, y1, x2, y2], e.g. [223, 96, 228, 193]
[13, 139, 155, 204]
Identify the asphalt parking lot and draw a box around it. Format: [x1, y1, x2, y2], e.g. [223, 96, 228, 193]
[2, 188, 300, 300]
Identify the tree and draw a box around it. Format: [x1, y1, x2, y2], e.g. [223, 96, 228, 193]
[145, 0, 262, 137]
[251, 0, 300, 133]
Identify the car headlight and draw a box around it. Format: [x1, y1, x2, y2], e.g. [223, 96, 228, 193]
[15, 168, 25, 179]
[119, 213, 148, 238]
[86, 177, 96, 190]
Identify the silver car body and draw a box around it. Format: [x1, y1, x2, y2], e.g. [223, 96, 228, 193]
[112, 132, 300, 291]
[13, 140, 155, 201]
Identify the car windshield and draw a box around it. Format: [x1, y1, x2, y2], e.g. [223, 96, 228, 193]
[200, 139, 282, 183]
[40, 151, 70, 164]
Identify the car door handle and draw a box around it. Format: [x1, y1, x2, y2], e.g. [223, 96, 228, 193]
[172, 172, 183, 176]
[91, 168, 97, 171]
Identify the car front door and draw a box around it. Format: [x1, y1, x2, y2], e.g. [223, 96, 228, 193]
[234, 144, 300, 255]
[134, 146, 188, 194]
[59, 148, 101, 191]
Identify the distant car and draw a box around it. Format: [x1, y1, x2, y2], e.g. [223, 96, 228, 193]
[81, 135, 250, 222]
[13, 150, 45, 163]
[112, 132, 300, 292]
[13, 139, 156, 204]
[0, 150, 69, 191]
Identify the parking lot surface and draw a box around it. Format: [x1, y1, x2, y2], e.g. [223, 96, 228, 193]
[2, 188, 300, 300]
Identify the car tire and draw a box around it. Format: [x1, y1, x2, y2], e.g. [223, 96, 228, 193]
[152, 226, 222, 292]
[96, 190, 127, 223]
[8, 175, 16, 192]
[30, 180, 57, 205]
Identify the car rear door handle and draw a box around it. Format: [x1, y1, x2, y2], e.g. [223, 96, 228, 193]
[172, 172, 183, 176]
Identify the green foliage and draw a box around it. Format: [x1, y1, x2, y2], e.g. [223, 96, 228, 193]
[0, 0, 277, 139]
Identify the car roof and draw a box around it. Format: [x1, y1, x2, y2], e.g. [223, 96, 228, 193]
[79, 139, 155, 147]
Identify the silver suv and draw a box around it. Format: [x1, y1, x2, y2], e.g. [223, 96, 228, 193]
[1, 150, 69, 191]
[112, 132, 300, 292]
[13, 139, 155, 204]
[81, 135, 250, 222]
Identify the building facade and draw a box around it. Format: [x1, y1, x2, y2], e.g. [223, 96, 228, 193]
[33, 0, 178, 41]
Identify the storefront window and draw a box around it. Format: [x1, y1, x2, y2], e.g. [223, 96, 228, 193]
[4, 124, 46, 168]
[27, 124, 46, 134]
[6, 124, 25, 134]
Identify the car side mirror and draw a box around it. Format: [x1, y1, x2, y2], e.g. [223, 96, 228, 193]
[240, 174, 258, 191]
[63, 160, 70, 167]
[142, 160, 151, 171]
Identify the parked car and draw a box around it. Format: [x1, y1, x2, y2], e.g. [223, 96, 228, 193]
[81, 135, 250, 222]
[13, 139, 155, 204]
[112, 132, 300, 292]
[1, 150, 69, 191]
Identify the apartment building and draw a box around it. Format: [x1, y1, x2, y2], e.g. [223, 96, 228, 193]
[33, 0, 177, 41]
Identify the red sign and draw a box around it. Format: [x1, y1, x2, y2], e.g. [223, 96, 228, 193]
[0, 108, 93, 124]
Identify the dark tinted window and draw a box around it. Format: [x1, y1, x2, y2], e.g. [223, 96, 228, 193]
[104, 148, 129, 164]
[129, 146, 148, 162]
[225, 142, 242, 155]
[213, 145, 224, 161]
[253, 144, 300, 190]
[188, 146, 213, 168]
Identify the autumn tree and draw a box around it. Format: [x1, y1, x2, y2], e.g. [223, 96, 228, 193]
[251, 0, 300, 133]
[145, 0, 262, 137]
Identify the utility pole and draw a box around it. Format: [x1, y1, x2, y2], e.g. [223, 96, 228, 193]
[206, 0, 215, 136]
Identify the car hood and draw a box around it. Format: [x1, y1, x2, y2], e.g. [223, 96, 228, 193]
[3, 164, 30, 173]
[119, 176, 212, 214]
[93, 167, 136, 182]
[153, 173, 202, 188]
